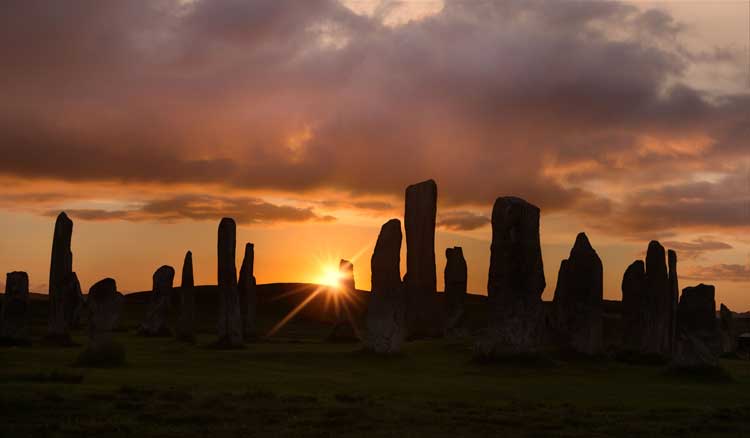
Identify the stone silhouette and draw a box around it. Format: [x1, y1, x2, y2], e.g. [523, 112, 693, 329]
[238, 243, 257, 340]
[339, 259, 355, 293]
[86, 278, 124, 346]
[672, 284, 720, 368]
[1, 271, 30, 345]
[719, 303, 735, 354]
[138, 265, 174, 336]
[667, 249, 678, 354]
[403, 179, 439, 338]
[177, 251, 196, 343]
[366, 219, 406, 354]
[621, 241, 678, 358]
[47, 212, 81, 344]
[477, 197, 545, 357]
[552, 233, 603, 355]
[217, 218, 243, 347]
[444, 247, 467, 334]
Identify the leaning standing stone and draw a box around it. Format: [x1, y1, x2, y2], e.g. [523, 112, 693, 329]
[366, 219, 406, 354]
[238, 243, 257, 340]
[177, 251, 196, 343]
[217, 218, 242, 347]
[138, 265, 174, 336]
[1, 271, 31, 345]
[476, 197, 545, 358]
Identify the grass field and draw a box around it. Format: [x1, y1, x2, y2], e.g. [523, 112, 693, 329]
[2, 286, 749, 437]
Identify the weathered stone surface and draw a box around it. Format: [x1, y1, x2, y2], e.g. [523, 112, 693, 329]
[1, 271, 30, 344]
[672, 284, 720, 368]
[444, 247, 467, 334]
[476, 197, 546, 357]
[552, 233, 603, 355]
[87, 278, 123, 344]
[719, 303, 735, 354]
[138, 265, 174, 336]
[217, 218, 242, 347]
[238, 243, 257, 339]
[47, 212, 76, 342]
[404, 179, 439, 338]
[176, 251, 195, 343]
[366, 219, 405, 354]
[620, 241, 678, 358]
[339, 259, 355, 293]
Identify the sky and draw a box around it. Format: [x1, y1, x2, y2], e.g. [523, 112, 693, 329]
[0, 0, 748, 309]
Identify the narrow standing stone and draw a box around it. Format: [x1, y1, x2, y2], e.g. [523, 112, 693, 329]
[177, 251, 196, 343]
[667, 250, 678, 354]
[719, 304, 735, 354]
[366, 219, 405, 353]
[444, 247, 467, 334]
[238, 243, 257, 340]
[476, 197, 546, 357]
[217, 218, 242, 347]
[138, 265, 174, 336]
[404, 179, 439, 338]
[1, 271, 30, 345]
[552, 233, 603, 355]
[47, 212, 75, 343]
[621, 260, 647, 352]
[339, 259, 355, 293]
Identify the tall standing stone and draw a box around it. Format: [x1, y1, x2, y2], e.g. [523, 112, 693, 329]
[138, 265, 174, 336]
[620, 242, 678, 358]
[217, 218, 242, 347]
[177, 251, 195, 343]
[238, 243, 257, 340]
[1, 271, 30, 345]
[444, 247, 467, 333]
[404, 179, 439, 338]
[86, 278, 123, 346]
[552, 233, 603, 355]
[672, 284, 720, 368]
[477, 197, 546, 357]
[47, 212, 76, 343]
[366, 219, 405, 353]
[339, 259, 355, 293]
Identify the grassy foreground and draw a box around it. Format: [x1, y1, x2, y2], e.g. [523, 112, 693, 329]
[2, 330, 750, 437]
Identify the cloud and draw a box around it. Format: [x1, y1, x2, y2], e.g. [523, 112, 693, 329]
[437, 210, 490, 231]
[662, 237, 733, 260]
[683, 264, 750, 283]
[0, 0, 746, 238]
[46, 194, 335, 226]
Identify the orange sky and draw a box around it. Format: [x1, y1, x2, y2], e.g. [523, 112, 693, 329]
[0, 1, 748, 309]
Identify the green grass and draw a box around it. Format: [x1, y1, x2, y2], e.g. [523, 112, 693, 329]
[2, 330, 750, 437]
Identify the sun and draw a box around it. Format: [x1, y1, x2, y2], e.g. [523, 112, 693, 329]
[317, 266, 342, 290]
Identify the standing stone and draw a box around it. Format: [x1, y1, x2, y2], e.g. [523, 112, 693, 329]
[444, 247, 467, 334]
[404, 179, 439, 338]
[719, 304, 735, 354]
[476, 197, 546, 357]
[238, 243, 257, 340]
[620, 242, 678, 358]
[366, 219, 406, 353]
[621, 260, 647, 352]
[339, 259, 355, 293]
[177, 251, 195, 343]
[1, 271, 30, 345]
[86, 278, 123, 346]
[672, 284, 720, 368]
[47, 212, 76, 343]
[138, 265, 174, 336]
[552, 233, 603, 355]
[217, 218, 242, 347]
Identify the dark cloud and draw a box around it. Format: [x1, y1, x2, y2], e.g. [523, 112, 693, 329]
[662, 238, 733, 260]
[48, 194, 335, 226]
[684, 264, 750, 283]
[0, 0, 746, 236]
[437, 211, 490, 231]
